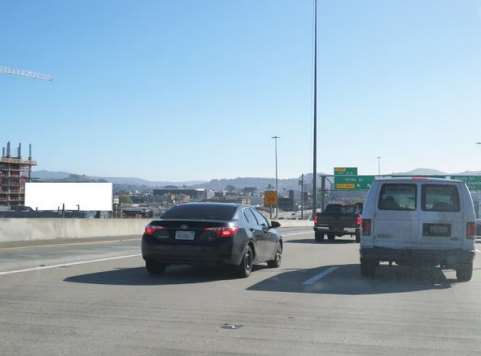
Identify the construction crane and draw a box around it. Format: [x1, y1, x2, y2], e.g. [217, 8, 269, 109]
[0, 65, 53, 81]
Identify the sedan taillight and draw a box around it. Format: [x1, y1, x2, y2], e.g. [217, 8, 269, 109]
[144, 225, 165, 236]
[204, 227, 239, 238]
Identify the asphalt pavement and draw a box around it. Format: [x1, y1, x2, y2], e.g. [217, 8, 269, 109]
[1, 228, 481, 356]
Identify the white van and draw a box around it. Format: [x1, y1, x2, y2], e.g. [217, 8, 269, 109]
[360, 177, 476, 281]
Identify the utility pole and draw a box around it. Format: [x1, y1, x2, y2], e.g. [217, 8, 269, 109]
[272, 136, 280, 218]
[312, 0, 318, 218]
[320, 175, 327, 212]
[377, 156, 381, 176]
[299, 174, 304, 219]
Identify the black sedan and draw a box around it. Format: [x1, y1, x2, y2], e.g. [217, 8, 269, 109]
[141, 203, 283, 277]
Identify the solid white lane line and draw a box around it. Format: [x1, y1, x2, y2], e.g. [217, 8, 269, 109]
[0, 238, 139, 251]
[303, 267, 338, 286]
[0, 254, 141, 276]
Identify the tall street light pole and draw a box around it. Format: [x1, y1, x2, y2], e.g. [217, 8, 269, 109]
[312, 0, 318, 218]
[377, 156, 381, 176]
[272, 136, 280, 218]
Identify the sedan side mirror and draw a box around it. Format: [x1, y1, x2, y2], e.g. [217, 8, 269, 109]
[271, 221, 281, 228]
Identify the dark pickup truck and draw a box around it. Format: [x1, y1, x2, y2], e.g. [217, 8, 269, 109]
[313, 204, 362, 243]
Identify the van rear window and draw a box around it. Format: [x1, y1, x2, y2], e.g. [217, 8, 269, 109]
[379, 184, 417, 211]
[422, 185, 460, 212]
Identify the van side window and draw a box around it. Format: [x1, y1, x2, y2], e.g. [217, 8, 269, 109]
[422, 185, 460, 212]
[378, 184, 417, 211]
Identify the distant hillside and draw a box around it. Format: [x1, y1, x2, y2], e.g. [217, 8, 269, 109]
[192, 177, 300, 191]
[391, 168, 448, 176]
[32, 170, 205, 187]
[32, 168, 480, 193]
[32, 170, 72, 180]
[391, 168, 481, 176]
[100, 176, 205, 187]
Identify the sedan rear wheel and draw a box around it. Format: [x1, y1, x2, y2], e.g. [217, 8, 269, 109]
[145, 259, 166, 275]
[267, 244, 282, 268]
[238, 246, 254, 278]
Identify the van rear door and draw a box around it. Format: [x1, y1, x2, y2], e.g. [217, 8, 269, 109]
[373, 183, 417, 248]
[415, 183, 464, 250]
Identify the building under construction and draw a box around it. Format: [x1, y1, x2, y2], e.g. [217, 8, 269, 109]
[0, 142, 36, 207]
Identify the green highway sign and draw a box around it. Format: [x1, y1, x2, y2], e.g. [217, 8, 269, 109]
[334, 167, 358, 176]
[334, 175, 375, 191]
[450, 176, 481, 191]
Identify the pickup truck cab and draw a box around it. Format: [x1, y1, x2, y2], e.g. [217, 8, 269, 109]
[314, 204, 362, 242]
[360, 177, 476, 281]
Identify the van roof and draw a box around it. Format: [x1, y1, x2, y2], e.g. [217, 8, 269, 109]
[375, 177, 462, 184]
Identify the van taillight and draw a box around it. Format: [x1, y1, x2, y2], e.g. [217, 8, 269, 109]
[362, 219, 372, 236]
[313, 214, 318, 225]
[466, 222, 476, 239]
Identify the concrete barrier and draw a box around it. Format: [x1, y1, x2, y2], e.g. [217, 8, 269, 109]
[0, 218, 151, 243]
[276, 220, 313, 228]
[0, 218, 312, 244]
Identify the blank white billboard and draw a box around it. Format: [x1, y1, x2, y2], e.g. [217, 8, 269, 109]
[25, 183, 113, 211]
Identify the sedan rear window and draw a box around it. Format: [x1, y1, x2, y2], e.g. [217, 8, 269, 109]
[162, 204, 237, 220]
[422, 185, 460, 212]
[379, 184, 417, 211]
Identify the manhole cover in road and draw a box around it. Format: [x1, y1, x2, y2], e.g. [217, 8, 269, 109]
[222, 323, 243, 330]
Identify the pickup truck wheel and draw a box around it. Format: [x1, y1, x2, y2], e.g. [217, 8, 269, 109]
[327, 233, 335, 241]
[360, 258, 376, 278]
[456, 262, 473, 282]
[314, 231, 324, 241]
[355, 231, 361, 243]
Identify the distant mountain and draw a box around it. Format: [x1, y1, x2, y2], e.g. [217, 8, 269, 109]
[100, 176, 205, 187]
[32, 170, 73, 180]
[32, 168, 480, 193]
[192, 177, 301, 191]
[32, 170, 205, 187]
[391, 168, 448, 176]
[391, 168, 481, 176]
[454, 171, 481, 176]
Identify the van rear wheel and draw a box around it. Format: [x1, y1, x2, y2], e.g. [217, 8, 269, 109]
[456, 262, 473, 282]
[327, 233, 335, 241]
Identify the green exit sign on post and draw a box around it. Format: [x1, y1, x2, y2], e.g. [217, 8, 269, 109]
[334, 175, 375, 191]
[334, 167, 358, 176]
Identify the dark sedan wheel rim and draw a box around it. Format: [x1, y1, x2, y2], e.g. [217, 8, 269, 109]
[276, 250, 282, 263]
[245, 250, 252, 271]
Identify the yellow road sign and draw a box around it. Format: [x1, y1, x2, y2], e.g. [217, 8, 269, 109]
[335, 183, 356, 190]
[264, 191, 278, 206]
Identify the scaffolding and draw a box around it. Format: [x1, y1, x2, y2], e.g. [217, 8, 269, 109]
[0, 142, 37, 207]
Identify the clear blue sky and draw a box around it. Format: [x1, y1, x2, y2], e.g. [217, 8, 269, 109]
[2, 0, 481, 180]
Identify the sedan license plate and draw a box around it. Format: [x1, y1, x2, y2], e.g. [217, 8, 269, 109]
[423, 224, 451, 237]
[175, 231, 195, 241]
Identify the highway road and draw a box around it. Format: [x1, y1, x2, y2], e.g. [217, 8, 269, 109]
[1, 227, 481, 356]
